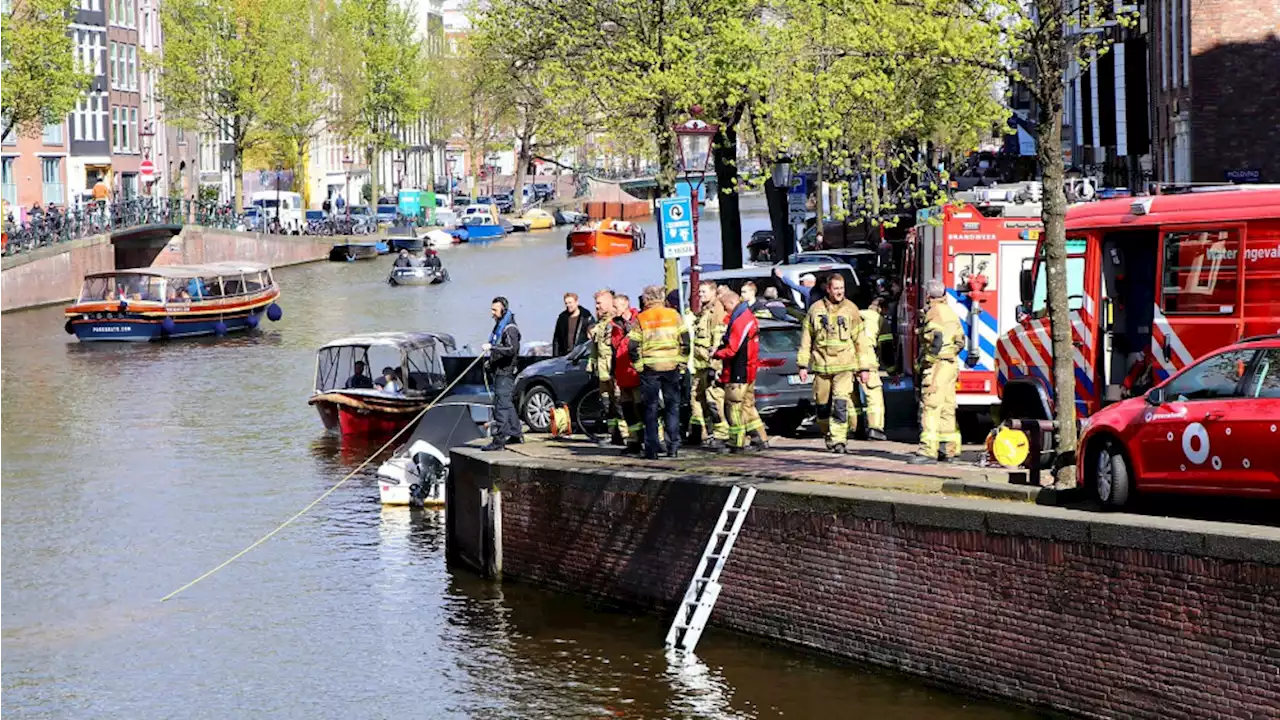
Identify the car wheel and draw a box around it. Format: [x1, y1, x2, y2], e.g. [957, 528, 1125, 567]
[522, 385, 555, 433]
[1092, 439, 1132, 509]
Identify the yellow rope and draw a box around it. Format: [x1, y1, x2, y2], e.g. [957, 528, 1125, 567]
[161, 353, 487, 602]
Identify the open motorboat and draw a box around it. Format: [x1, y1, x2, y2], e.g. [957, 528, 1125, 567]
[555, 209, 587, 225]
[309, 332, 459, 438]
[424, 229, 456, 248]
[453, 214, 507, 242]
[567, 219, 646, 256]
[375, 402, 489, 505]
[386, 225, 425, 252]
[388, 265, 449, 286]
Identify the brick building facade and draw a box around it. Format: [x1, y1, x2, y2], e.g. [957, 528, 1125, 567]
[1148, 0, 1280, 184]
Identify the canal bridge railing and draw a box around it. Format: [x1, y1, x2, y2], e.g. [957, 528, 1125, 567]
[1, 198, 239, 258]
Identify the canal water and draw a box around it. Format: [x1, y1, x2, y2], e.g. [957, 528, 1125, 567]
[2, 198, 1039, 718]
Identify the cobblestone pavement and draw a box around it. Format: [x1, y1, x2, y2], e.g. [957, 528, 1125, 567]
[505, 434, 1012, 495]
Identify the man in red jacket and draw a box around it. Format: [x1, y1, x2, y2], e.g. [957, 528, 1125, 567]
[713, 286, 768, 453]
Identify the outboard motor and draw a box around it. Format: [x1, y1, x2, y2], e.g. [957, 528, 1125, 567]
[408, 443, 449, 506]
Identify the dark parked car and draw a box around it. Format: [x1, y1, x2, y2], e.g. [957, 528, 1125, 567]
[512, 320, 812, 437]
[533, 182, 556, 201]
[491, 192, 514, 213]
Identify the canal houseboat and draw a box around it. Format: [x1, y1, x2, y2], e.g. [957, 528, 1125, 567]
[63, 261, 283, 342]
[567, 219, 646, 256]
[309, 332, 459, 437]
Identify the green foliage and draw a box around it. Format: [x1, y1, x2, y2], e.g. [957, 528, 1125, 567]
[1, 0, 90, 139]
[156, 0, 301, 208]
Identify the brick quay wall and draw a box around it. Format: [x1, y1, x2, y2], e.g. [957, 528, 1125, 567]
[449, 449, 1280, 720]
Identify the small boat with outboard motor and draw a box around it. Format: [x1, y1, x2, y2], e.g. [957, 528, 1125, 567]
[63, 261, 283, 342]
[567, 218, 646, 256]
[375, 401, 489, 505]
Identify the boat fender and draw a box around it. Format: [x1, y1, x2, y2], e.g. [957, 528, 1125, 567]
[267, 303, 283, 322]
[246, 312, 260, 328]
[64, 319, 75, 335]
[214, 320, 228, 336]
[161, 316, 177, 335]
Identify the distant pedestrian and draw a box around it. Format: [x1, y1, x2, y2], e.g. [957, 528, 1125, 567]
[629, 285, 689, 459]
[482, 296, 523, 451]
[322, 197, 332, 215]
[335, 193, 347, 215]
[713, 286, 768, 453]
[552, 291, 594, 356]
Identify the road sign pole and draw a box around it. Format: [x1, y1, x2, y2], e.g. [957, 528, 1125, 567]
[690, 186, 700, 313]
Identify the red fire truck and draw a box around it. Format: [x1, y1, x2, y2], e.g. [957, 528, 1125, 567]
[898, 183, 1043, 431]
[995, 185, 1280, 459]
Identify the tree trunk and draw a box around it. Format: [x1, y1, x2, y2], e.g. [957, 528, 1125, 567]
[714, 103, 744, 270]
[655, 101, 675, 197]
[1034, 37, 1078, 488]
[763, 178, 794, 263]
[369, 145, 380, 205]
[514, 125, 531, 214]
[233, 145, 244, 213]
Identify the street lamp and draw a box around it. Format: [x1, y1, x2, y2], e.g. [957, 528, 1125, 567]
[342, 154, 353, 218]
[673, 117, 718, 312]
[773, 154, 797, 263]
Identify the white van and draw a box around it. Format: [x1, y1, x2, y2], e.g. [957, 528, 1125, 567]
[250, 191, 304, 234]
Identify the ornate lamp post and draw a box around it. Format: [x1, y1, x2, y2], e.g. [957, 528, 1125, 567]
[673, 117, 718, 312]
[772, 154, 797, 263]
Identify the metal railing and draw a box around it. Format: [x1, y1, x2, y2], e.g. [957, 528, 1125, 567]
[1, 198, 239, 257]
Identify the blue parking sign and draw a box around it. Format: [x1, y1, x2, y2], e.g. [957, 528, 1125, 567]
[658, 196, 694, 259]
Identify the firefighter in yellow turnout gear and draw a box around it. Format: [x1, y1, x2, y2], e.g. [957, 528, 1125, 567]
[910, 280, 966, 464]
[796, 274, 869, 453]
[854, 297, 888, 441]
[587, 289, 626, 446]
[688, 281, 729, 451]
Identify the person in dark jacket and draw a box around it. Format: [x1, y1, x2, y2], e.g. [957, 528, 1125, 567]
[552, 292, 594, 356]
[393, 249, 414, 268]
[482, 296, 523, 450]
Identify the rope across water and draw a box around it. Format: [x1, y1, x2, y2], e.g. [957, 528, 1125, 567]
[160, 353, 487, 602]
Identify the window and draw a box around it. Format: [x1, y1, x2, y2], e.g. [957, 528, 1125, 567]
[42, 158, 64, 205]
[129, 108, 138, 152]
[1031, 239, 1087, 315]
[1165, 349, 1254, 401]
[2, 158, 16, 209]
[94, 93, 107, 142]
[127, 46, 137, 90]
[111, 107, 119, 152]
[1248, 349, 1280, 399]
[1, 125, 14, 146]
[110, 42, 118, 88]
[74, 99, 85, 141]
[96, 34, 104, 75]
[1162, 229, 1239, 315]
[43, 122, 63, 145]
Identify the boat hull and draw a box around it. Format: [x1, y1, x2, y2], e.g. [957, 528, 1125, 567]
[388, 267, 448, 286]
[310, 393, 429, 438]
[329, 244, 381, 261]
[464, 225, 505, 240]
[569, 228, 639, 256]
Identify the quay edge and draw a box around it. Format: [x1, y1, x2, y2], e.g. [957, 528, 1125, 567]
[447, 446, 1280, 720]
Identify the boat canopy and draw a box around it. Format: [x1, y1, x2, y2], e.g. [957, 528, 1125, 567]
[84, 261, 273, 280]
[319, 331, 457, 353]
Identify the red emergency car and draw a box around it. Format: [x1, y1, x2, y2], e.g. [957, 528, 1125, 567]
[1079, 335, 1280, 507]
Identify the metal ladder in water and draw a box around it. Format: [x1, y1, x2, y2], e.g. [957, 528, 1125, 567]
[665, 485, 756, 654]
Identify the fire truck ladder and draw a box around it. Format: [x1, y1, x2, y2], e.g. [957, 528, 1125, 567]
[665, 485, 756, 655]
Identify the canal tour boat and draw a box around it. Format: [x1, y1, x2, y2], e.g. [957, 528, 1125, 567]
[309, 332, 459, 437]
[567, 219, 646, 256]
[63, 261, 283, 342]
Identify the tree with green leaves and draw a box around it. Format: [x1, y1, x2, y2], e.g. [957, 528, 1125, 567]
[329, 0, 429, 202]
[156, 0, 298, 209]
[1, 0, 90, 140]
[260, 0, 330, 204]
